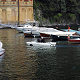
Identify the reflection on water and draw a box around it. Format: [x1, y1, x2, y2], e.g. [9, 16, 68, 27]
[0, 55, 4, 63]
[0, 29, 37, 80]
[0, 29, 80, 80]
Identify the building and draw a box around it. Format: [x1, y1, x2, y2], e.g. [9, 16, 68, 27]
[0, 0, 34, 24]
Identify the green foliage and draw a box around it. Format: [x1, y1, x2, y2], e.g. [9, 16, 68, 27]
[34, 0, 80, 24]
[67, 13, 76, 23]
[57, 13, 62, 17]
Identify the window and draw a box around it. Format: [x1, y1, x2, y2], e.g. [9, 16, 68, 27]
[1, 0, 6, 1]
[24, 0, 28, 1]
[11, 0, 16, 1]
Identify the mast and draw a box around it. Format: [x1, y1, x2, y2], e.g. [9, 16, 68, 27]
[18, 0, 20, 25]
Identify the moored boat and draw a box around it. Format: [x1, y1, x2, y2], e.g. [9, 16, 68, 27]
[40, 31, 76, 41]
[16, 20, 39, 33]
[68, 37, 80, 43]
[16, 24, 33, 33]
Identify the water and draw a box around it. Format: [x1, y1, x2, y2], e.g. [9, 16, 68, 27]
[0, 29, 80, 80]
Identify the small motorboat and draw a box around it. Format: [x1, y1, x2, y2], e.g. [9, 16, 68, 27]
[26, 41, 56, 47]
[0, 41, 5, 56]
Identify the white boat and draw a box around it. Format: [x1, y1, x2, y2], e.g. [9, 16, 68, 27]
[40, 25, 76, 38]
[40, 31, 77, 41]
[16, 24, 33, 32]
[16, 20, 39, 32]
[23, 27, 59, 37]
[0, 41, 5, 56]
[68, 36, 80, 43]
[26, 41, 56, 47]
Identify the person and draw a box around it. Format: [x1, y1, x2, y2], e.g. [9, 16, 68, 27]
[41, 37, 45, 42]
[37, 38, 41, 42]
[37, 37, 45, 43]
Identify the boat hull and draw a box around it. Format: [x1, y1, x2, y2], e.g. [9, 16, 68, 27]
[24, 33, 34, 37]
[40, 33, 50, 38]
[68, 38, 80, 43]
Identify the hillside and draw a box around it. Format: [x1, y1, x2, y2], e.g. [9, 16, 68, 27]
[33, 0, 80, 26]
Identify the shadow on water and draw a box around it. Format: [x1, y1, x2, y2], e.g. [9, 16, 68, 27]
[0, 29, 80, 80]
[27, 41, 80, 80]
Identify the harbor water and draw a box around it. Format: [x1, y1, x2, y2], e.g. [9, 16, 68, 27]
[0, 29, 80, 80]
